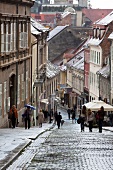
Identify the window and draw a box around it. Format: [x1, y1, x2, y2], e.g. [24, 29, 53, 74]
[1, 23, 5, 52]
[6, 23, 11, 52]
[90, 72, 91, 84]
[11, 22, 16, 51]
[0, 84, 2, 116]
[94, 51, 96, 63]
[19, 22, 28, 48]
[98, 52, 100, 64]
[97, 29, 100, 37]
[97, 52, 98, 64]
[14, 23, 16, 50]
[1, 23, 12, 53]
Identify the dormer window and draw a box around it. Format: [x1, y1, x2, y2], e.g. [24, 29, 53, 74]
[97, 28, 100, 38]
[93, 28, 96, 38]
[100, 29, 105, 39]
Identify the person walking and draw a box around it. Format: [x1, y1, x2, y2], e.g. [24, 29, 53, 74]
[80, 105, 87, 132]
[9, 105, 18, 128]
[24, 106, 32, 129]
[87, 109, 94, 132]
[56, 112, 62, 129]
[67, 107, 71, 120]
[38, 109, 44, 128]
[96, 106, 105, 133]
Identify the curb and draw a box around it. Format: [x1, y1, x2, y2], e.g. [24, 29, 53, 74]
[1, 140, 32, 170]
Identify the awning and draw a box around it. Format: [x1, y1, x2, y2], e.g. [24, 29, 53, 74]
[83, 100, 113, 111]
[40, 99, 49, 104]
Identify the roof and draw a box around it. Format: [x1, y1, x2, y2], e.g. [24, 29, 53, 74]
[64, 7, 76, 14]
[94, 11, 113, 25]
[47, 25, 68, 41]
[73, 57, 84, 70]
[31, 17, 49, 34]
[61, 11, 71, 18]
[96, 65, 110, 78]
[88, 38, 102, 46]
[82, 9, 113, 24]
[67, 50, 84, 71]
[60, 65, 67, 71]
[31, 25, 41, 35]
[46, 61, 60, 78]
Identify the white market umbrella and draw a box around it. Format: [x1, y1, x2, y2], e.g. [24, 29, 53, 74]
[83, 100, 113, 111]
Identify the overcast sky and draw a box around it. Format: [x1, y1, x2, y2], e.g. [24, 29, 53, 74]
[90, 0, 113, 9]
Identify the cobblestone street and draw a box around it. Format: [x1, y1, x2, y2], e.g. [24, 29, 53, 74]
[27, 122, 113, 170]
[7, 108, 113, 170]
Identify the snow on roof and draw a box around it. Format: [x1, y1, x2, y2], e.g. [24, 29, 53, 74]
[46, 61, 60, 78]
[31, 17, 49, 33]
[31, 25, 41, 35]
[88, 38, 102, 46]
[108, 32, 113, 39]
[47, 25, 68, 41]
[67, 50, 84, 67]
[61, 11, 71, 18]
[94, 11, 113, 25]
[60, 65, 67, 71]
[96, 65, 110, 78]
[72, 57, 84, 70]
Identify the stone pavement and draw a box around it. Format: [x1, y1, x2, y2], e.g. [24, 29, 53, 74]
[0, 123, 55, 170]
[0, 106, 113, 170]
[27, 120, 113, 170]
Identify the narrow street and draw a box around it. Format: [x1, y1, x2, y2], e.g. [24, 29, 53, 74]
[7, 108, 113, 170]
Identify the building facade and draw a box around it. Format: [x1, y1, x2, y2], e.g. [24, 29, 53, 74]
[0, 0, 34, 127]
[88, 11, 113, 103]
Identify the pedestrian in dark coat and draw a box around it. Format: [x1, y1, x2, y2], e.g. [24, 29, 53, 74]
[96, 106, 105, 133]
[56, 112, 62, 129]
[23, 106, 32, 129]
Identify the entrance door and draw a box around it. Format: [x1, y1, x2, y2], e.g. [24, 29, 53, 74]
[9, 74, 16, 108]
